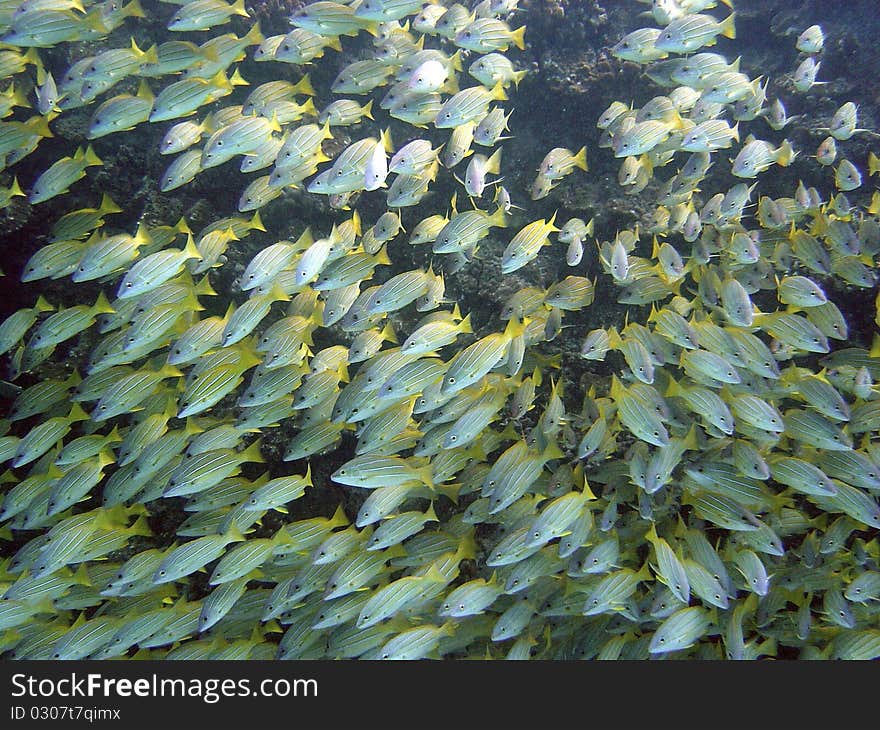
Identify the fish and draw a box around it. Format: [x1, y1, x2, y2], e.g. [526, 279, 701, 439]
[463, 148, 502, 198]
[440, 574, 504, 617]
[582, 565, 652, 616]
[319, 99, 374, 130]
[645, 523, 691, 604]
[441, 318, 524, 395]
[580, 328, 613, 361]
[649, 606, 711, 654]
[732, 549, 771, 596]
[28, 144, 102, 204]
[814, 483, 880, 530]
[792, 55, 825, 92]
[654, 12, 736, 53]
[680, 119, 739, 151]
[365, 505, 438, 550]
[501, 213, 560, 273]
[612, 28, 668, 63]
[332, 454, 434, 490]
[455, 17, 526, 52]
[433, 202, 506, 254]
[467, 55, 524, 96]
[401, 312, 472, 356]
[87, 81, 155, 140]
[389, 140, 443, 177]
[152, 526, 245, 584]
[435, 81, 507, 128]
[525, 490, 593, 549]
[835, 159, 862, 191]
[404, 59, 452, 95]
[732, 138, 795, 177]
[374, 622, 456, 660]
[167, 0, 249, 32]
[700, 71, 759, 104]
[844, 572, 880, 604]
[539, 146, 588, 179]
[34, 67, 62, 115]
[290, 1, 375, 37]
[824, 101, 873, 141]
[610, 376, 670, 448]
[202, 114, 282, 169]
[796, 24, 824, 53]
[332, 59, 396, 95]
[2, 0, 880, 665]
[612, 120, 671, 158]
[275, 27, 342, 64]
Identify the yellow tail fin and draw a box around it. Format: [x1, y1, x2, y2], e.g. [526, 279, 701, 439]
[490, 81, 508, 102]
[292, 73, 315, 97]
[719, 12, 736, 40]
[572, 145, 589, 172]
[510, 25, 527, 51]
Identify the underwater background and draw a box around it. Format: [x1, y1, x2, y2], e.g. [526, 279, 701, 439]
[0, 0, 879, 659]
